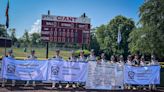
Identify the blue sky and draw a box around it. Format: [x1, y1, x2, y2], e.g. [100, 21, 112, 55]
[0, 0, 144, 37]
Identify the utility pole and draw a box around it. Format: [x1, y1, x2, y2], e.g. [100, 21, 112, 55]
[46, 10, 50, 59]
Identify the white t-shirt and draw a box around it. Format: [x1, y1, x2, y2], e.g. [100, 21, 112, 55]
[149, 60, 159, 65]
[78, 56, 86, 62]
[87, 55, 96, 61]
[27, 55, 37, 60]
[140, 61, 145, 66]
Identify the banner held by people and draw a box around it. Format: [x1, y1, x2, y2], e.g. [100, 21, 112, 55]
[124, 65, 160, 85]
[2, 57, 48, 80]
[47, 60, 88, 82]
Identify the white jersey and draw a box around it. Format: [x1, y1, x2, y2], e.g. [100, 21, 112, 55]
[109, 60, 115, 65]
[68, 56, 77, 62]
[149, 60, 159, 65]
[87, 55, 96, 61]
[126, 60, 132, 65]
[27, 55, 37, 60]
[140, 61, 145, 66]
[78, 56, 87, 62]
[117, 61, 124, 65]
[101, 59, 107, 63]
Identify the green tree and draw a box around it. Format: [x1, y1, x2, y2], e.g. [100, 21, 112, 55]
[9, 28, 17, 45]
[96, 24, 106, 50]
[0, 24, 7, 37]
[22, 30, 30, 47]
[90, 28, 100, 55]
[96, 15, 135, 58]
[30, 32, 41, 47]
[129, 0, 164, 58]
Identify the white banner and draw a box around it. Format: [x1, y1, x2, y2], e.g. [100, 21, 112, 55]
[2, 57, 48, 80]
[1, 57, 161, 86]
[124, 65, 160, 85]
[48, 60, 88, 82]
[86, 61, 123, 90]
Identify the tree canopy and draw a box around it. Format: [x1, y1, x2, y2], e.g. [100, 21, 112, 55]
[96, 15, 135, 58]
[129, 0, 164, 58]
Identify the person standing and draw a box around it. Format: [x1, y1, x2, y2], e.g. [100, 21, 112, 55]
[140, 56, 146, 66]
[139, 56, 147, 90]
[126, 55, 133, 66]
[125, 55, 133, 89]
[51, 49, 63, 89]
[77, 50, 87, 62]
[87, 49, 96, 61]
[77, 50, 87, 88]
[24, 49, 37, 87]
[116, 55, 125, 89]
[68, 50, 77, 62]
[132, 54, 140, 90]
[110, 55, 116, 64]
[97, 53, 107, 64]
[117, 55, 124, 65]
[65, 50, 77, 88]
[148, 55, 159, 90]
[149, 55, 159, 65]
[100, 52, 107, 63]
[2, 49, 15, 87]
[133, 54, 140, 66]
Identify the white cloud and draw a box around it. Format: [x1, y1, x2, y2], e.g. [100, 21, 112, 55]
[29, 19, 41, 34]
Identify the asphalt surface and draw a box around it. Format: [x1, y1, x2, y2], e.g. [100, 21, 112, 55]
[0, 83, 164, 92]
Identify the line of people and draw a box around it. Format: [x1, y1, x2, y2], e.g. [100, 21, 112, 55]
[1, 48, 159, 90]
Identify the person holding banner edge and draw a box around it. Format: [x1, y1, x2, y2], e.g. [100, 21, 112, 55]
[65, 50, 77, 89]
[7, 49, 16, 87]
[77, 50, 87, 88]
[100, 52, 107, 63]
[139, 56, 147, 90]
[87, 49, 96, 61]
[133, 54, 140, 66]
[125, 55, 133, 89]
[24, 49, 37, 87]
[131, 54, 140, 90]
[148, 55, 159, 90]
[51, 49, 63, 89]
[2, 49, 15, 87]
[97, 52, 107, 64]
[110, 55, 116, 64]
[117, 55, 125, 65]
[77, 50, 87, 62]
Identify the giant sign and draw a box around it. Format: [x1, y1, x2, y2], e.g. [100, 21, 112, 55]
[41, 15, 91, 45]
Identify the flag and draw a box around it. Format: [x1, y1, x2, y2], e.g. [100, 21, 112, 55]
[6, 0, 9, 28]
[117, 30, 122, 44]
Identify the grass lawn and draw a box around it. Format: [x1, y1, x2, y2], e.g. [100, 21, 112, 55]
[0, 47, 71, 60]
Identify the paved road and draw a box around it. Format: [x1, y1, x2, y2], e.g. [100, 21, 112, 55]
[0, 84, 163, 92]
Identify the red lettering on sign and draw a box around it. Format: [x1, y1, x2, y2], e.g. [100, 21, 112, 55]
[63, 17, 68, 21]
[57, 16, 77, 22]
[57, 16, 62, 20]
